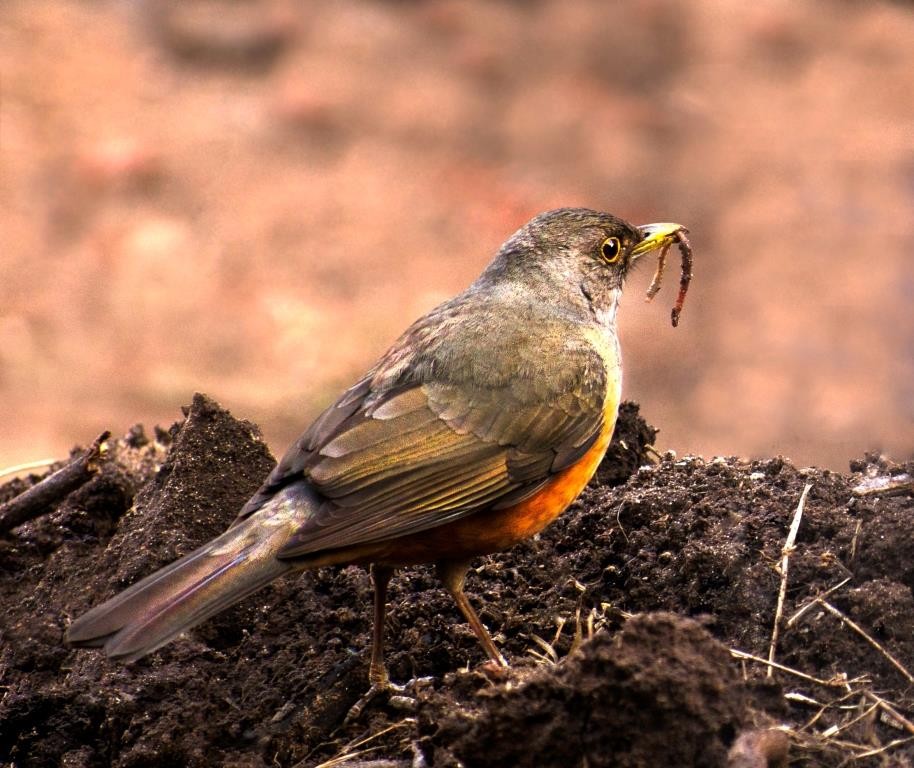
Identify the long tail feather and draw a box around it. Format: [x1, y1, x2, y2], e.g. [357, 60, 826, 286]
[66, 484, 314, 662]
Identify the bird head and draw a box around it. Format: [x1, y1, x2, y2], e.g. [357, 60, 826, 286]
[485, 208, 686, 318]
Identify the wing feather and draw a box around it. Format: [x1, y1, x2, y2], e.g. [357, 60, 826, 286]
[238, 296, 613, 556]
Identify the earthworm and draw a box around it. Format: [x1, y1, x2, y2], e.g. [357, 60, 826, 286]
[645, 242, 671, 300]
[670, 229, 692, 328]
[644, 229, 692, 327]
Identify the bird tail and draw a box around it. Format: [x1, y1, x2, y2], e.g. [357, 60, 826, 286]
[66, 485, 314, 662]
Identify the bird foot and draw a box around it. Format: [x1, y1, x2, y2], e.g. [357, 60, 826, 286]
[346, 677, 429, 722]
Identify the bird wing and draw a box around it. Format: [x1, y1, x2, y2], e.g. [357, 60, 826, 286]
[236, 305, 611, 558]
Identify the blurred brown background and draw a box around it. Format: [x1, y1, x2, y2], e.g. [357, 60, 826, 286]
[1, 0, 913, 472]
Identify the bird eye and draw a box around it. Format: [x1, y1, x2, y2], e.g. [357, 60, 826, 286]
[600, 237, 621, 263]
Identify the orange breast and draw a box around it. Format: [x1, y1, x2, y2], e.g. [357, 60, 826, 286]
[372, 391, 621, 566]
[453, 405, 618, 554]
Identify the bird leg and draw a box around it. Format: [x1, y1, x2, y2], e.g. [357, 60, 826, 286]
[368, 563, 394, 686]
[437, 559, 507, 667]
[346, 563, 401, 722]
[350, 560, 506, 722]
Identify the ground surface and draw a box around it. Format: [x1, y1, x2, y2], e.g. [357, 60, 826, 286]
[1, 396, 913, 767]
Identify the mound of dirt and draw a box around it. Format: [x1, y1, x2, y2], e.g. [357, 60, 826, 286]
[420, 612, 748, 768]
[1, 395, 912, 767]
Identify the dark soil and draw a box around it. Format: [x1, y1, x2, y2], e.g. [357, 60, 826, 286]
[1, 394, 913, 767]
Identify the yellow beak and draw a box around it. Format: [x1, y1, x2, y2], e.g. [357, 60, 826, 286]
[631, 222, 688, 259]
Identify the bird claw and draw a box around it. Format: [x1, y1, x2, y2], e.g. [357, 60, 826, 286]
[345, 679, 410, 722]
[345, 675, 434, 722]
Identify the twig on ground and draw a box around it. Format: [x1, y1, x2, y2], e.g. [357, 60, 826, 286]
[817, 600, 914, 685]
[767, 482, 813, 677]
[787, 577, 852, 628]
[798, 689, 867, 733]
[0, 431, 110, 535]
[852, 474, 914, 498]
[766, 684, 914, 765]
[849, 735, 914, 760]
[729, 648, 854, 688]
[827, 700, 880, 739]
[863, 691, 914, 735]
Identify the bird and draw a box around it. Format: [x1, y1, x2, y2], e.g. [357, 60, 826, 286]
[66, 208, 686, 691]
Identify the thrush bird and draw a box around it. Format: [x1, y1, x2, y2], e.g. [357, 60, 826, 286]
[67, 209, 687, 688]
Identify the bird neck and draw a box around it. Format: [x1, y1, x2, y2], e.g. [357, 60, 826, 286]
[578, 279, 621, 329]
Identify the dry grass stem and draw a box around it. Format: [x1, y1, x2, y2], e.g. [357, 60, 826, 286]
[864, 691, 914, 736]
[528, 633, 560, 665]
[828, 701, 880, 738]
[730, 648, 848, 687]
[528, 613, 573, 665]
[569, 606, 584, 656]
[799, 690, 875, 734]
[787, 577, 852, 628]
[308, 719, 415, 768]
[0, 458, 59, 480]
[849, 519, 862, 562]
[785, 691, 822, 707]
[767, 482, 813, 677]
[817, 600, 914, 685]
[849, 735, 914, 760]
[786, 717, 914, 764]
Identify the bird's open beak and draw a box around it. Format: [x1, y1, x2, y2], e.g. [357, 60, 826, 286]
[631, 222, 688, 260]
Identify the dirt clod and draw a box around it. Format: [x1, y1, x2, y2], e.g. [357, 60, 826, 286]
[420, 613, 746, 768]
